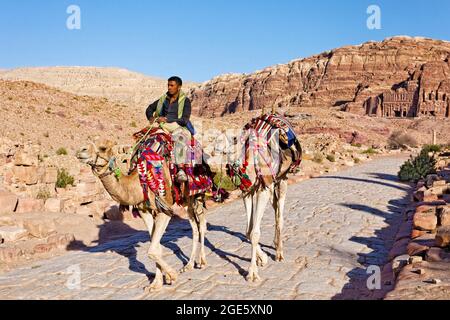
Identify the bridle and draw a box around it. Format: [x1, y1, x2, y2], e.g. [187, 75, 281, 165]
[87, 152, 120, 179]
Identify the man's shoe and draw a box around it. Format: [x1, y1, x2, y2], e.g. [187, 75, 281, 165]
[177, 169, 188, 183]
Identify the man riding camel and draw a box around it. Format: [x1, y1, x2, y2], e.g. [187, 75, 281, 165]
[146, 76, 195, 182]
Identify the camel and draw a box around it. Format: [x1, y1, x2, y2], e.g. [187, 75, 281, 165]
[213, 113, 302, 282]
[77, 138, 209, 292]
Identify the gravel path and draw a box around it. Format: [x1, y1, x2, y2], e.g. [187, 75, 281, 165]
[0, 155, 411, 300]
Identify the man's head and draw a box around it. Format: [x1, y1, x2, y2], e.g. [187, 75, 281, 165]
[167, 76, 183, 96]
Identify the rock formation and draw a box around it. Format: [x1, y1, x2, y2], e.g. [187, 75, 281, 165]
[188, 36, 450, 119]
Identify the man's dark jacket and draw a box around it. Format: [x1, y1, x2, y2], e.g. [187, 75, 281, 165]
[146, 95, 192, 127]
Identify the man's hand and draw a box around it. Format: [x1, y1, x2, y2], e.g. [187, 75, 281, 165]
[156, 117, 168, 123]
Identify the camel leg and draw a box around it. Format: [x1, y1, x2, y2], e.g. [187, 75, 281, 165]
[144, 213, 177, 292]
[180, 207, 199, 273]
[246, 187, 271, 282]
[243, 194, 253, 239]
[196, 201, 207, 269]
[273, 179, 287, 262]
[140, 211, 154, 238]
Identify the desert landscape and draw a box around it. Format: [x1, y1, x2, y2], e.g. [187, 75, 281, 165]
[0, 36, 449, 300]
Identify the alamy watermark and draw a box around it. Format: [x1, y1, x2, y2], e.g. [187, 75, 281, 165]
[66, 264, 81, 290]
[66, 5, 81, 30]
[366, 5, 381, 30]
[366, 265, 381, 290]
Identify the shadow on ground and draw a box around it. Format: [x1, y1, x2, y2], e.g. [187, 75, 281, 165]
[330, 172, 413, 300]
[65, 211, 254, 282]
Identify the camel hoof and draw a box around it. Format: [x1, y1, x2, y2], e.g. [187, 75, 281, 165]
[246, 269, 261, 282]
[165, 272, 178, 285]
[195, 260, 207, 270]
[179, 263, 194, 274]
[275, 252, 285, 262]
[257, 253, 268, 267]
[144, 282, 163, 293]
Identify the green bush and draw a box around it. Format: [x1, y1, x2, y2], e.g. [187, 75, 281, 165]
[56, 168, 75, 188]
[313, 153, 324, 164]
[326, 154, 336, 162]
[421, 144, 441, 155]
[130, 121, 137, 128]
[398, 148, 437, 182]
[213, 171, 236, 191]
[362, 147, 378, 155]
[56, 147, 68, 156]
[351, 143, 362, 148]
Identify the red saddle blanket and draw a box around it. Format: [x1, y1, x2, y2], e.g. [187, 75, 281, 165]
[130, 127, 213, 207]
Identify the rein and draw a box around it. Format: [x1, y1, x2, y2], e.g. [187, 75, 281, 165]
[88, 153, 121, 179]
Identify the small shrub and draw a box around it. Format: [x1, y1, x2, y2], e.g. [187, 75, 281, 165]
[389, 131, 418, 149]
[56, 147, 68, 156]
[56, 168, 75, 188]
[313, 153, 324, 164]
[354, 157, 361, 164]
[45, 107, 51, 114]
[43, 132, 49, 138]
[398, 148, 437, 182]
[130, 121, 137, 128]
[36, 188, 51, 201]
[351, 143, 362, 148]
[421, 144, 441, 155]
[362, 147, 378, 155]
[326, 155, 336, 162]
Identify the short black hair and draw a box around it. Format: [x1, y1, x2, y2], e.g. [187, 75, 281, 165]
[168, 76, 183, 86]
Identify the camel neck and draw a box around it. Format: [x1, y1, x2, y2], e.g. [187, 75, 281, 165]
[98, 171, 143, 206]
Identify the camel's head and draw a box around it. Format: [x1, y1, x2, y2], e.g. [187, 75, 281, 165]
[77, 139, 117, 176]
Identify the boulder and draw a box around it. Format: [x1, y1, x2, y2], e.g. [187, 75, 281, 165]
[406, 234, 436, 256]
[33, 243, 57, 254]
[0, 247, 25, 262]
[411, 229, 429, 239]
[14, 150, 38, 167]
[407, 242, 429, 257]
[0, 226, 28, 242]
[44, 198, 63, 213]
[75, 182, 98, 204]
[438, 205, 450, 227]
[12, 166, 40, 185]
[0, 190, 18, 212]
[413, 210, 438, 231]
[46, 233, 75, 248]
[426, 247, 450, 262]
[15, 198, 45, 213]
[435, 226, 450, 248]
[22, 217, 57, 239]
[41, 167, 58, 184]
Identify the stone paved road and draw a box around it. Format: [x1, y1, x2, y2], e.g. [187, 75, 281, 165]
[0, 155, 411, 300]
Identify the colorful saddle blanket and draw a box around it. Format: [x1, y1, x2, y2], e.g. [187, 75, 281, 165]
[130, 127, 213, 208]
[228, 114, 302, 192]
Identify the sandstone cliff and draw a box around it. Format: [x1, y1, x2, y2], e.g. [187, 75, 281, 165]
[188, 36, 450, 117]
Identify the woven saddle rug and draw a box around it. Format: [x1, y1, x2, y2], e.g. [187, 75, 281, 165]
[229, 114, 302, 192]
[130, 126, 213, 210]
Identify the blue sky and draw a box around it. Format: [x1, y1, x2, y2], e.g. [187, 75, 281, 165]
[1, 0, 449, 82]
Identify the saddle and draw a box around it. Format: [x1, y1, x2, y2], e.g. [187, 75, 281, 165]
[129, 126, 213, 213]
[228, 113, 303, 192]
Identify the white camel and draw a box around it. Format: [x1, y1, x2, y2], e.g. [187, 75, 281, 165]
[213, 114, 302, 281]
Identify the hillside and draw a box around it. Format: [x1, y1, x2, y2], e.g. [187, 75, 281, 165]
[0, 67, 197, 108]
